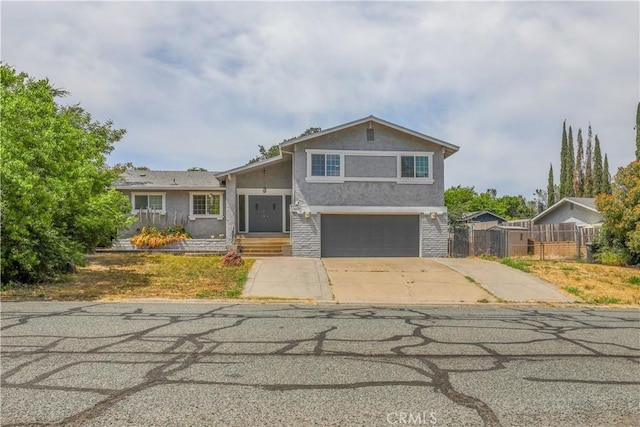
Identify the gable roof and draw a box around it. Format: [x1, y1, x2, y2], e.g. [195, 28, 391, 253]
[280, 115, 460, 158]
[532, 197, 600, 223]
[114, 170, 222, 190]
[461, 211, 507, 223]
[214, 153, 290, 179]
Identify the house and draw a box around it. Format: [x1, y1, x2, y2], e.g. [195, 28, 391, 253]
[532, 197, 603, 227]
[115, 116, 460, 257]
[461, 211, 507, 230]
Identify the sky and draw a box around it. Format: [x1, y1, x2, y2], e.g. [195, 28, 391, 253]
[2, 0, 639, 200]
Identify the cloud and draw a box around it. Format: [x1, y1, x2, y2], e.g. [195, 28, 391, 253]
[2, 1, 638, 197]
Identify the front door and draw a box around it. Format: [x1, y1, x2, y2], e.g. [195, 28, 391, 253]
[248, 195, 283, 232]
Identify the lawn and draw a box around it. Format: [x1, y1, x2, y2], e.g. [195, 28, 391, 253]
[1, 253, 254, 301]
[501, 257, 640, 306]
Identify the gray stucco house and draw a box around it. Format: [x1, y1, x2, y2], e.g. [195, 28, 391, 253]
[114, 116, 460, 257]
[532, 197, 603, 226]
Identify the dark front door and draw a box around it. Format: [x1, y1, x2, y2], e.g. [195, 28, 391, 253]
[248, 196, 283, 232]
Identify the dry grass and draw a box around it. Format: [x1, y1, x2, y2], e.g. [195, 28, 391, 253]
[1, 253, 254, 301]
[509, 259, 640, 306]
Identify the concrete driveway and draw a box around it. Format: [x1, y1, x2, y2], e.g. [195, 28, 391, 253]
[323, 258, 495, 304]
[244, 257, 574, 304]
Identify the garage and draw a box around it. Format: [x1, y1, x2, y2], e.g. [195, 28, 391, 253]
[321, 214, 420, 257]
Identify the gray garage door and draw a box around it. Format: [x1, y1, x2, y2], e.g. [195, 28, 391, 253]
[321, 214, 420, 257]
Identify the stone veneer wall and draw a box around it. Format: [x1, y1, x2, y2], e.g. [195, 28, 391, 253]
[290, 213, 321, 257]
[420, 213, 448, 257]
[109, 239, 228, 253]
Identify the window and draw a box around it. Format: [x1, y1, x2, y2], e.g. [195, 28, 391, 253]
[311, 153, 341, 177]
[400, 155, 429, 178]
[132, 193, 165, 212]
[191, 193, 221, 217]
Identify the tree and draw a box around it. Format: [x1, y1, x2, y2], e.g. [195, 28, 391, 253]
[1, 65, 133, 284]
[187, 167, 207, 171]
[547, 164, 555, 206]
[593, 135, 603, 195]
[573, 128, 584, 196]
[602, 154, 612, 194]
[584, 124, 593, 197]
[595, 161, 640, 264]
[559, 121, 570, 198]
[566, 126, 575, 197]
[636, 102, 640, 161]
[248, 126, 321, 164]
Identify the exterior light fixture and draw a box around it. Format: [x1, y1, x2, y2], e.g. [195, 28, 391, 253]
[430, 212, 437, 220]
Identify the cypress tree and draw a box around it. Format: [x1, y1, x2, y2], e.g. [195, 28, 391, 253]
[573, 128, 584, 196]
[559, 121, 569, 198]
[602, 154, 612, 194]
[593, 135, 603, 195]
[584, 124, 593, 197]
[565, 126, 575, 197]
[547, 163, 555, 207]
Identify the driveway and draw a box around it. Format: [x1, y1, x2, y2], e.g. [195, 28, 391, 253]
[323, 258, 495, 304]
[244, 257, 574, 304]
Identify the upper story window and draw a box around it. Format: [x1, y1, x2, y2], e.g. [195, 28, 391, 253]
[190, 192, 223, 219]
[132, 193, 165, 213]
[400, 155, 430, 178]
[311, 153, 341, 177]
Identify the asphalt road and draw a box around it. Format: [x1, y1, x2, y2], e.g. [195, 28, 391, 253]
[1, 302, 639, 426]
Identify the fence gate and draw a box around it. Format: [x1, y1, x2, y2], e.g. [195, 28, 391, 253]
[449, 228, 470, 258]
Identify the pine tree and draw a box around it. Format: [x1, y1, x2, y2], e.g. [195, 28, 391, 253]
[593, 135, 603, 195]
[602, 154, 612, 194]
[547, 163, 555, 207]
[559, 121, 570, 198]
[573, 128, 584, 196]
[636, 102, 640, 161]
[584, 124, 593, 197]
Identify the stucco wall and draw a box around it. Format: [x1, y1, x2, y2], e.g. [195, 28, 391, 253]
[535, 204, 603, 225]
[237, 159, 292, 189]
[292, 122, 446, 208]
[118, 190, 226, 239]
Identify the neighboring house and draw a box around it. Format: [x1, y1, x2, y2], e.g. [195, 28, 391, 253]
[532, 197, 603, 227]
[461, 211, 507, 230]
[115, 115, 460, 257]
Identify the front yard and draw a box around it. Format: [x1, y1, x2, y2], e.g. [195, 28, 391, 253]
[2, 253, 638, 306]
[1, 253, 254, 301]
[501, 258, 640, 305]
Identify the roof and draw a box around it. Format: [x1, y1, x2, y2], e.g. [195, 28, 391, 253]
[532, 197, 600, 223]
[214, 153, 290, 179]
[280, 115, 460, 158]
[461, 211, 507, 223]
[113, 170, 222, 190]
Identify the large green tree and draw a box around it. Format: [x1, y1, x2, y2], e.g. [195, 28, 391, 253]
[559, 121, 570, 198]
[1, 65, 132, 284]
[444, 185, 535, 226]
[593, 135, 603, 195]
[636, 102, 640, 161]
[595, 161, 640, 264]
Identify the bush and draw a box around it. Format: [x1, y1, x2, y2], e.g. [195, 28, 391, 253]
[221, 251, 244, 266]
[596, 248, 629, 267]
[130, 227, 191, 249]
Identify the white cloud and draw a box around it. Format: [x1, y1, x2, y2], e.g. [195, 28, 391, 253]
[2, 1, 638, 198]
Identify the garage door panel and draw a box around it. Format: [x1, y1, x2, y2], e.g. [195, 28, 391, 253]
[321, 215, 419, 257]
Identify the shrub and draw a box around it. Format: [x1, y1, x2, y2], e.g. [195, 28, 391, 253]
[222, 251, 244, 266]
[130, 227, 191, 249]
[595, 248, 629, 267]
